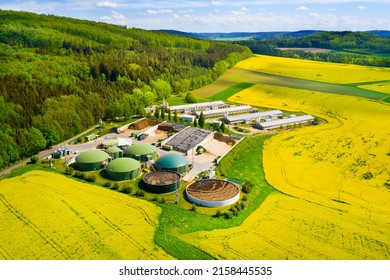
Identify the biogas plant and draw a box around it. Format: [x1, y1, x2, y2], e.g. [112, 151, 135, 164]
[67, 100, 316, 209]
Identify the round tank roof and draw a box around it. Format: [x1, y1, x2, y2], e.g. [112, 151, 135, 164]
[106, 146, 122, 154]
[76, 150, 109, 163]
[155, 153, 188, 169]
[106, 158, 140, 173]
[124, 143, 156, 156]
[102, 138, 118, 147]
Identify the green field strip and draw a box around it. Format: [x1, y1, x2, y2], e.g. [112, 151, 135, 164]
[231, 68, 388, 100]
[208, 82, 254, 101]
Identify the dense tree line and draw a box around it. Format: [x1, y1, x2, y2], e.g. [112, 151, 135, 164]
[238, 31, 390, 67]
[0, 10, 252, 169]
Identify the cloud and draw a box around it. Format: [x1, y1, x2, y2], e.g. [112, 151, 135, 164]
[358, 5, 366, 10]
[99, 11, 126, 23]
[95, 1, 130, 9]
[211, 0, 223, 6]
[296, 6, 308, 11]
[96, 2, 118, 8]
[112, 11, 125, 20]
[146, 9, 173, 15]
[232, 7, 248, 16]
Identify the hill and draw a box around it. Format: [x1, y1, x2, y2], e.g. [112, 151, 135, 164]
[238, 31, 390, 67]
[0, 10, 251, 170]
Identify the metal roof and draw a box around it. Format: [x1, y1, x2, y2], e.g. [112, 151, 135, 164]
[124, 143, 156, 156]
[106, 158, 140, 173]
[155, 153, 188, 168]
[225, 110, 284, 122]
[259, 115, 315, 128]
[76, 150, 109, 163]
[169, 101, 225, 111]
[196, 105, 254, 117]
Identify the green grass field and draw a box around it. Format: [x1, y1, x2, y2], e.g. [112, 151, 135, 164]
[208, 82, 254, 101]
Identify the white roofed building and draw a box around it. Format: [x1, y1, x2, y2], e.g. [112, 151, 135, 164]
[224, 110, 284, 124]
[254, 115, 315, 130]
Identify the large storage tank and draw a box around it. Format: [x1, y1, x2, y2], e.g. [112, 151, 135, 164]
[75, 150, 109, 171]
[143, 171, 181, 194]
[123, 143, 156, 162]
[105, 158, 141, 181]
[155, 153, 188, 174]
[106, 146, 123, 159]
[186, 179, 240, 207]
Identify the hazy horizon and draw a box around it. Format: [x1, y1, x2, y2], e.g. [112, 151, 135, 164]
[1, 1, 389, 33]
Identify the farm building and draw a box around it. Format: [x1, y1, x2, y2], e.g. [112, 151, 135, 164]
[164, 127, 213, 154]
[182, 115, 195, 122]
[123, 143, 156, 162]
[155, 153, 189, 174]
[143, 171, 181, 194]
[169, 101, 226, 113]
[75, 149, 109, 171]
[224, 110, 284, 124]
[105, 158, 141, 181]
[195, 105, 255, 118]
[106, 146, 123, 159]
[254, 115, 315, 130]
[186, 179, 240, 207]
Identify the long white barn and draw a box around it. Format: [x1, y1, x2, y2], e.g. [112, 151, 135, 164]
[169, 101, 226, 113]
[196, 105, 255, 118]
[224, 110, 284, 124]
[255, 115, 315, 130]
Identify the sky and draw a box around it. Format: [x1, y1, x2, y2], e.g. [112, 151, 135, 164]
[1, 0, 389, 32]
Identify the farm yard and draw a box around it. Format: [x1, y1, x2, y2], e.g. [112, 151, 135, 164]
[1, 54, 390, 260]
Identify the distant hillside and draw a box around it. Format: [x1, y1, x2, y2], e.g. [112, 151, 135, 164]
[237, 31, 390, 67]
[0, 10, 251, 169]
[158, 30, 390, 41]
[157, 30, 323, 41]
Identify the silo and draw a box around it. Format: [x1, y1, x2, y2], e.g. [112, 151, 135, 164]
[105, 158, 141, 181]
[155, 153, 188, 174]
[123, 143, 156, 162]
[75, 150, 109, 171]
[106, 146, 122, 159]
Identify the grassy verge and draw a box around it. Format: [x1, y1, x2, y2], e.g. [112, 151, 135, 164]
[154, 135, 275, 259]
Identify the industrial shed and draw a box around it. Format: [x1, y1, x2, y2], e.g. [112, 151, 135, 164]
[255, 115, 315, 130]
[105, 158, 141, 181]
[155, 153, 189, 174]
[195, 105, 255, 118]
[123, 143, 156, 162]
[169, 101, 226, 113]
[224, 110, 284, 124]
[75, 150, 109, 171]
[164, 127, 213, 154]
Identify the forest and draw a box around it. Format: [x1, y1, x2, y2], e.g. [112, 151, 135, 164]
[238, 31, 390, 67]
[0, 10, 252, 169]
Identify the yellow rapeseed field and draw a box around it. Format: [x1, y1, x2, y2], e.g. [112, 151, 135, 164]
[236, 55, 390, 85]
[180, 84, 390, 259]
[181, 193, 390, 259]
[0, 171, 173, 260]
[358, 82, 390, 95]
